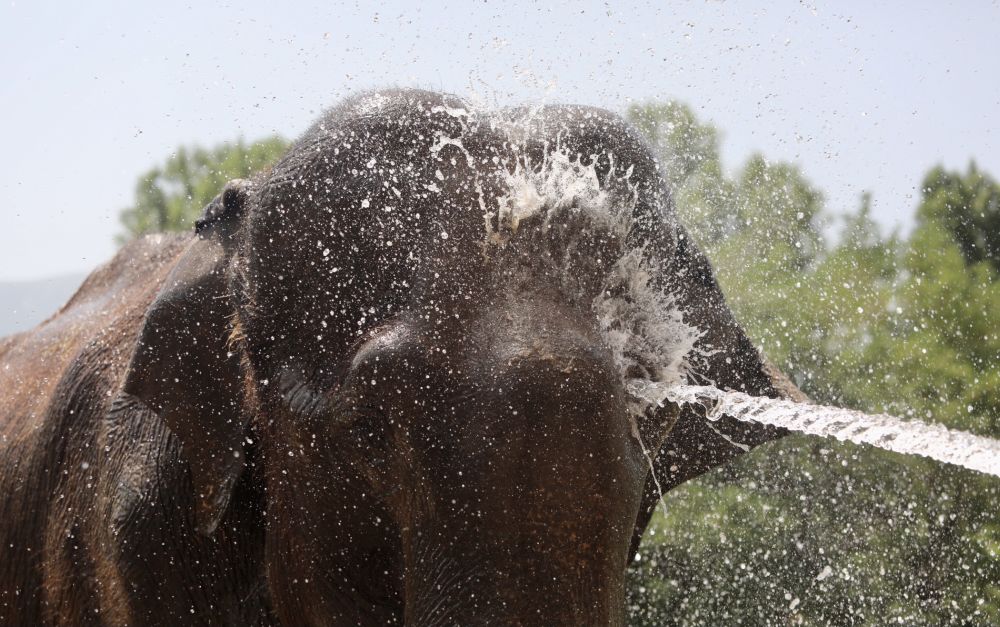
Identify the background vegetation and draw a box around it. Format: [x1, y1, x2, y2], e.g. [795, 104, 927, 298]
[117, 136, 288, 241]
[119, 103, 1000, 625]
[625, 102, 1000, 626]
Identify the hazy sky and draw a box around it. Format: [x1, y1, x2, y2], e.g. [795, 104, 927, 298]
[1, 1, 997, 281]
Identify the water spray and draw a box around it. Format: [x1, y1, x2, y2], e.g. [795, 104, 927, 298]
[668, 385, 1000, 479]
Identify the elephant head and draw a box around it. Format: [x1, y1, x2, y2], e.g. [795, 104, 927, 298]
[119, 89, 793, 625]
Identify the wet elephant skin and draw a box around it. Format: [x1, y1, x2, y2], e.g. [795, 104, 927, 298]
[0, 89, 796, 626]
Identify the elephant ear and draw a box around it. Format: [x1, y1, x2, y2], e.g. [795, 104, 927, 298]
[120, 180, 252, 536]
[629, 227, 806, 558]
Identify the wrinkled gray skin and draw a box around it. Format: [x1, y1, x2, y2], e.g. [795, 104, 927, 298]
[0, 89, 798, 626]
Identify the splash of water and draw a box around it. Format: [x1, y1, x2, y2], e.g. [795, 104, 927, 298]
[487, 147, 704, 421]
[668, 385, 1000, 478]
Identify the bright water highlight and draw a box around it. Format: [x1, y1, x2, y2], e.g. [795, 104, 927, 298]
[669, 385, 1000, 478]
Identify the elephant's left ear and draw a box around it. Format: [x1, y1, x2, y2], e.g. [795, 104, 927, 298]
[120, 180, 252, 536]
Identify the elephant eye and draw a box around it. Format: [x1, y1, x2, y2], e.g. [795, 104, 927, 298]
[275, 364, 335, 420]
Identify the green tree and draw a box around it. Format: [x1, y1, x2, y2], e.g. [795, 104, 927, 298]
[626, 102, 825, 271]
[626, 99, 1000, 626]
[117, 136, 288, 241]
[627, 101, 735, 246]
[918, 164, 1000, 271]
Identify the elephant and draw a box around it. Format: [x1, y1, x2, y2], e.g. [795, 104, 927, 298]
[0, 89, 803, 626]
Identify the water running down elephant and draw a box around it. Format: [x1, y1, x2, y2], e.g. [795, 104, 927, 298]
[0, 89, 800, 625]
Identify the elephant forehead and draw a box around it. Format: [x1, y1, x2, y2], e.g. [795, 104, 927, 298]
[248, 92, 504, 293]
[252, 90, 652, 274]
[253, 115, 642, 299]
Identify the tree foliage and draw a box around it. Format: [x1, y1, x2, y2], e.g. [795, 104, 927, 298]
[117, 137, 288, 241]
[918, 164, 1000, 271]
[627, 101, 1000, 626]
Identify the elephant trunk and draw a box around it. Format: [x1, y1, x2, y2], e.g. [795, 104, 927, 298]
[397, 309, 646, 626]
[403, 503, 630, 625]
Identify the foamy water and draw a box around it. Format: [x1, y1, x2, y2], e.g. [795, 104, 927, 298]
[668, 385, 1000, 478]
[486, 144, 703, 422]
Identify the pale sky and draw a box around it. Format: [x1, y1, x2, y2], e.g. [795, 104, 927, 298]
[1, 0, 997, 281]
